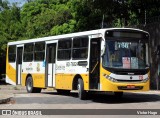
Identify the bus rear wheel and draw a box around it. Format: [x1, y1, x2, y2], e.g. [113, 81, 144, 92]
[77, 78, 87, 100]
[26, 76, 41, 93]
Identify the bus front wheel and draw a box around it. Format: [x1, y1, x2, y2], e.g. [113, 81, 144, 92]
[26, 76, 41, 93]
[77, 79, 87, 100]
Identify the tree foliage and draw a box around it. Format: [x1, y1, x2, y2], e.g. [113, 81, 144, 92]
[0, 0, 160, 56]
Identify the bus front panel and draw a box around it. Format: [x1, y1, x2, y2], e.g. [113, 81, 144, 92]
[100, 29, 150, 92]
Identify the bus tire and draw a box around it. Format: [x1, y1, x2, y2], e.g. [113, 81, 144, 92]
[26, 76, 41, 93]
[77, 78, 87, 100]
[114, 92, 123, 98]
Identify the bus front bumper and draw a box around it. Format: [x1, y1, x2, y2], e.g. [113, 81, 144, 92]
[100, 78, 150, 92]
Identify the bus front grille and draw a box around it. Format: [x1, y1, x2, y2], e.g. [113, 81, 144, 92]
[116, 80, 142, 83]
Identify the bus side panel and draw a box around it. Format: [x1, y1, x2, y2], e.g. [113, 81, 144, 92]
[81, 74, 89, 90]
[32, 73, 45, 88]
[6, 56, 16, 85]
[21, 73, 27, 86]
[55, 60, 89, 90]
[100, 64, 111, 91]
[21, 62, 46, 88]
[21, 73, 45, 88]
[6, 63, 16, 85]
[55, 74, 89, 90]
[55, 74, 62, 89]
[55, 74, 73, 90]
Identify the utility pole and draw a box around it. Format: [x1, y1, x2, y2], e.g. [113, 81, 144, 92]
[144, 9, 146, 26]
[101, 14, 104, 28]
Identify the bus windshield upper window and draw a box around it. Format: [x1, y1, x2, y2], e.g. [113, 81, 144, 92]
[103, 40, 148, 69]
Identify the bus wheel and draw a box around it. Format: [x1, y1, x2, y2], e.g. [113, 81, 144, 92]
[26, 76, 41, 93]
[77, 79, 87, 100]
[114, 92, 123, 98]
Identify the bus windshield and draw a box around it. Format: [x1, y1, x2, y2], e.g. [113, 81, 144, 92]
[103, 40, 148, 69]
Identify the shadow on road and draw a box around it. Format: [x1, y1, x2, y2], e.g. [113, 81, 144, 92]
[43, 91, 160, 104]
[88, 92, 160, 104]
[0, 79, 8, 85]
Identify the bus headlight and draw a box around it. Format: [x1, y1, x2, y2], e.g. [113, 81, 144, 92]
[103, 74, 117, 82]
[141, 77, 149, 83]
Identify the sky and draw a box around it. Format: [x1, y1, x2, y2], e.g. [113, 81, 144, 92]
[5, 0, 27, 7]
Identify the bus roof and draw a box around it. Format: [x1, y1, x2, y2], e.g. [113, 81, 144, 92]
[8, 28, 149, 45]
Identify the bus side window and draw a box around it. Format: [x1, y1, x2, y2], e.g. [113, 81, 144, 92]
[8, 45, 16, 62]
[34, 42, 45, 61]
[72, 36, 89, 60]
[57, 39, 72, 60]
[23, 43, 34, 62]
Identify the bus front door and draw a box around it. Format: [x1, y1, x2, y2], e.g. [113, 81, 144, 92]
[89, 38, 101, 89]
[16, 46, 23, 85]
[46, 43, 57, 87]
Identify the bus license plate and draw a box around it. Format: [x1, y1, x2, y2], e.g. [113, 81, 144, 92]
[127, 85, 135, 89]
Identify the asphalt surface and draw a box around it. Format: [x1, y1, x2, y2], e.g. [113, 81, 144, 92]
[12, 91, 160, 104]
[1, 80, 160, 117]
[0, 81, 160, 105]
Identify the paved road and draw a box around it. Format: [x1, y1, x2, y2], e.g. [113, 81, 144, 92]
[11, 91, 160, 105]
[1, 84, 160, 117]
[0, 85, 160, 107]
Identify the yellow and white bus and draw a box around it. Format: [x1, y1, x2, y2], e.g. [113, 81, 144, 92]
[6, 28, 150, 99]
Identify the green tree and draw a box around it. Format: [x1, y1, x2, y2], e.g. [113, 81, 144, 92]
[20, 0, 73, 38]
[0, 2, 22, 56]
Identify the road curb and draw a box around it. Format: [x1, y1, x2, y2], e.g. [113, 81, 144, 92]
[0, 97, 13, 104]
